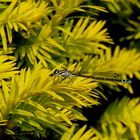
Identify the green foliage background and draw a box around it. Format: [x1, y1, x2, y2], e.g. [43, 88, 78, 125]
[0, 0, 140, 139]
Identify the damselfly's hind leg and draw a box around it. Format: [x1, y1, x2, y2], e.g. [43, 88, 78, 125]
[60, 76, 74, 84]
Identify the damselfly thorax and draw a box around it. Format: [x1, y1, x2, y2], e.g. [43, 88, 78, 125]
[50, 69, 132, 83]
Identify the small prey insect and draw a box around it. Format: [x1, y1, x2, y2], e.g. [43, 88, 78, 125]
[50, 69, 132, 83]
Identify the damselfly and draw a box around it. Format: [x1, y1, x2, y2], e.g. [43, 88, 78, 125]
[50, 69, 132, 83]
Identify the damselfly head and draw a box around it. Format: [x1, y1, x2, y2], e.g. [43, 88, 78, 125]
[54, 69, 59, 74]
[49, 69, 58, 76]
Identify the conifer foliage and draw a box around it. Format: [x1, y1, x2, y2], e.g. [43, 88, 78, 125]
[0, 0, 140, 139]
